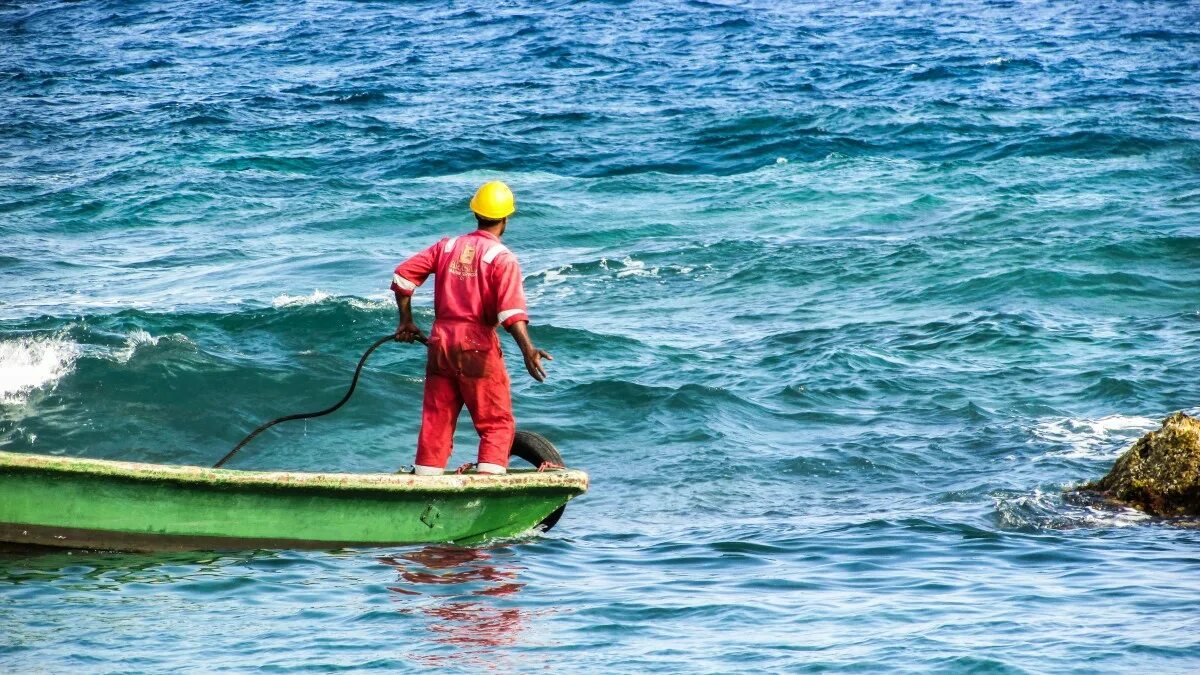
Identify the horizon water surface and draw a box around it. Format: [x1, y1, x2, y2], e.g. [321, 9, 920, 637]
[3, 0, 1200, 672]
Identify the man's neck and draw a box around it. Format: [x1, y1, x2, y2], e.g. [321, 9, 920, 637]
[477, 225, 504, 239]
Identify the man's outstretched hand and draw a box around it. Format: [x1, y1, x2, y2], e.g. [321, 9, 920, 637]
[395, 320, 425, 343]
[505, 320, 552, 382]
[522, 347, 553, 382]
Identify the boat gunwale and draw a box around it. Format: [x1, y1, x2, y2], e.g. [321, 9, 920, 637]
[0, 451, 589, 495]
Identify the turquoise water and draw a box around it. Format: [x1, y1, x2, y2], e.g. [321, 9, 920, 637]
[3, 0, 1200, 670]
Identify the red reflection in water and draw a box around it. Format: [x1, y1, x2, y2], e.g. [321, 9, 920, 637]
[377, 546, 531, 663]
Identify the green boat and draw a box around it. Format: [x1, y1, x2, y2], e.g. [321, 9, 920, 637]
[0, 450, 588, 552]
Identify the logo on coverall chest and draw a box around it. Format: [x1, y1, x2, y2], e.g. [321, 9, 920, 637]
[449, 244, 477, 278]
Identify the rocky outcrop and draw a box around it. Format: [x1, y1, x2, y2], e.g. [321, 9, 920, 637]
[1082, 412, 1200, 517]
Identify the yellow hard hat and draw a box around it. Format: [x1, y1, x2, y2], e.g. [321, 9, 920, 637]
[469, 181, 516, 219]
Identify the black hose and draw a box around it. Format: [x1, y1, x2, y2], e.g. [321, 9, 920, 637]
[214, 333, 426, 468]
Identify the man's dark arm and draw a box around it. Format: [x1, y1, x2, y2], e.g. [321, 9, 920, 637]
[505, 320, 552, 382]
[394, 291, 425, 342]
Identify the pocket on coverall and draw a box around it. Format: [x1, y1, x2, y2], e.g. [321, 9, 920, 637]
[456, 329, 492, 378]
[427, 326, 493, 378]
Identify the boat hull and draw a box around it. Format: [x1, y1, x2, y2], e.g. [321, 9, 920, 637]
[0, 452, 588, 551]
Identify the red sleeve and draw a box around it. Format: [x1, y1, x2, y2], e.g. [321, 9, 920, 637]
[491, 252, 529, 328]
[391, 239, 442, 296]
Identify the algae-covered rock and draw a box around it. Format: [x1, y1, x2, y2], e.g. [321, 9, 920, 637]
[1082, 412, 1200, 517]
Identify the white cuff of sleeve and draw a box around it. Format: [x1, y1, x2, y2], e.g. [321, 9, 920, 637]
[393, 273, 417, 292]
[497, 309, 526, 324]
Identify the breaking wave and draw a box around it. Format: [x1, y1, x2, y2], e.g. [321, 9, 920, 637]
[0, 335, 79, 405]
[271, 289, 333, 308]
[271, 290, 390, 311]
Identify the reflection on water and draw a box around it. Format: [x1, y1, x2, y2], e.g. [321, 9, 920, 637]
[377, 546, 532, 666]
[0, 543, 543, 669]
[0, 544, 231, 586]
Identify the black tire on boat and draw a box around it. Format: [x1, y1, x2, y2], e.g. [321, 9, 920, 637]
[509, 430, 567, 532]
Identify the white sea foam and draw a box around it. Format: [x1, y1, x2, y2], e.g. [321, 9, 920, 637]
[524, 266, 578, 302]
[609, 256, 705, 280]
[113, 329, 165, 363]
[348, 294, 391, 311]
[1031, 414, 1159, 460]
[615, 256, 659, 278]
[272, 289, 332, 307]
[541, 266, 573, 286]
[271, 290, 390, 311]
[0, 335, 79, 405]
[992, 487, 1152, 530]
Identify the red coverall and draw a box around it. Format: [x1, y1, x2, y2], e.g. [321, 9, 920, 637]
[391, 230, 529, 470]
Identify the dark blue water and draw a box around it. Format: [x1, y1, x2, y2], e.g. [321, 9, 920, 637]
[3, 0, 1200, 670]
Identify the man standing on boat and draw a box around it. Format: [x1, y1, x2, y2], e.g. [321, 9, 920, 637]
[391, 181, 552, 476]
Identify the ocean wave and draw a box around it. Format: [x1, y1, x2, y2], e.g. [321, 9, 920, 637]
[110, 329, 197, 364]
[1030, 409, 1200, 462]
[984, 55, 1044, 70]
[1029, 414, 1159, 460]
[0, 334, 79, 405]
[1121, 30, 1200, 42]
[909, 65, 958, 81]
[524, 256, 708, 304]
[330, 91, 390, 106]
[921, 268, 1186, 304]
[272, 289, 333, 308]
[991, 487, 1151, 531]
[271, 290, 390, 311]
[115, 329, 161, 363]
[613, 256, 658, 279]
[347, 296, 392, 311]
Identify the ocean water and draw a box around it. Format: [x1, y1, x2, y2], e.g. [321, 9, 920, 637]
[3, 0, 1200, 670]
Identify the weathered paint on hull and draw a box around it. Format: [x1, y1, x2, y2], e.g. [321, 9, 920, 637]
[0, 451, 588, 551]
